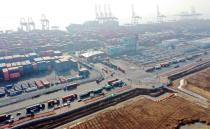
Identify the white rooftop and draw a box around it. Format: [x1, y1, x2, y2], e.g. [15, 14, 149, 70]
[81, 50, 104, 58]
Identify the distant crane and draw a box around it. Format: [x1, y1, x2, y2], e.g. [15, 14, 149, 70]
[27, 17, 35, 31]
[95, 4, 100, 20]
[20, 18, 28, 31]
[177, 6, 202, 19]
[131, 4, 141, 25]
[156, 5, 166, 23]
[40, 14, 49, 30]
[104, 4, 108, 18]
[95, 4, 118, 24]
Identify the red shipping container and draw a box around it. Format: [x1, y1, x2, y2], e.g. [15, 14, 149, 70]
[35, 80, 44, 88]
[41, 80, 50, 87]
[2, 68, 9, 81]
[9, 72, 20, 79]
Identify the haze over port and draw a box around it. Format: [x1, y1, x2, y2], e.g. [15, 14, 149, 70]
[1, 0, 210, 128]
[0, 0, 210, 30]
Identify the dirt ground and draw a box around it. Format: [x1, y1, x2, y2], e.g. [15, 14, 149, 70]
[185, 68, 210, 100]
[62, 96, 210, 129]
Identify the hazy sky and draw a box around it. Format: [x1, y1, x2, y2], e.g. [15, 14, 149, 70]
[0, 0, 209, 30]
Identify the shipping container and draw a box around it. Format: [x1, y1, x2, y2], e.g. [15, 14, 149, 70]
[111, 80, 124, 87]
[26, 104, 45, 114]
[25, 86, 37, 92]
[79, 92, 90, 99]
[93, 88, 103, 94]
[47, 99, 60, 108]
[8, 89, 22, 96]
[35, 80, 44, 89]
[41, 79, 50, 87]
[59, 76, 67, 83]
[33, 57, 43, 62]
[47, 100, 55, 108]
[54, 59, 71, 72]
[28, 53, 38, 61]
[37, 61, 48, 72]
[108, 79, 119, 85]
[21, 83, 29, 90]
[32, 63, 38, 71]
[28, 82, 37, 88]
[0, 57, 4, 63]
[8, 67, 20, 74]
[103, 84, 113, 91]
[0, 114, 10, 123]
[0, 63, 6, 71]
[5, 84, 13, 89]
[22, 61, 33, 74]
[2, 68, 9, 81]
[9, 72, 21, 80]
[13, 84, 22, 91]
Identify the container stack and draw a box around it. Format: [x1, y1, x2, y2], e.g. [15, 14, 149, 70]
[22, 60, 33, 74]
[37, 61, 49, 72]
[8, 67, 21, 80]
[54, 59, 71, 72]
[2, 68, 10, 81]
[70, 59, 78, 70]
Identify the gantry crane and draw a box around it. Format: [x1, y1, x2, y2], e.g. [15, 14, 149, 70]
[40, 14, 49, 30]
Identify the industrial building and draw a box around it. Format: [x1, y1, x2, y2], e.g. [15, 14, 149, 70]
[80, 50, 106, 62]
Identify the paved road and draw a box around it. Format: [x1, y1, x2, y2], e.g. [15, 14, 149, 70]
[165, 80, 209, 108]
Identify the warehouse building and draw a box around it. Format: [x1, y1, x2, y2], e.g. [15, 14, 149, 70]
[80, 50, 106, 62]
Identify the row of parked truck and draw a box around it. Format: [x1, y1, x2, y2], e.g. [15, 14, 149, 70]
[0, 79, 126, 125]
[80, 79, 125, 100]
[145, 53, 203, 72]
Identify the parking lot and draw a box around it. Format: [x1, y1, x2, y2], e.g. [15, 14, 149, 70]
[0, 76, 130, 123]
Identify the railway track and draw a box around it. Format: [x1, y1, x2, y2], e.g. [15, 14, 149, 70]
[12, 88, 171, 129]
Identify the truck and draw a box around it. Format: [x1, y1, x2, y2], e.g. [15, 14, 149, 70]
[103, 84, 113, 91]
[79, 92, 91, 99]
[108, 79, 119, 85]
[64, 83, 79, 91]
[0, 114, 11, 123]
[26, 104, 45, 114]
[47, 99, 60, 108]
[110, 80, 124, 87]
[93, 88, 103, 94]
[62, 94, 77, 103]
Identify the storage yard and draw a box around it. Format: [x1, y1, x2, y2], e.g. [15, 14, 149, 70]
[1, 18, 210, 129]
[60, 96, 210, 129]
